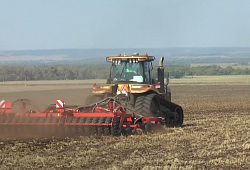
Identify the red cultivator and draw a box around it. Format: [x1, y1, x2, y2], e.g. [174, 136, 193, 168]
[0, 98, 165, 139]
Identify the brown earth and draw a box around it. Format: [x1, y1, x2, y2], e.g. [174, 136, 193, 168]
[0, 85, 250, 169]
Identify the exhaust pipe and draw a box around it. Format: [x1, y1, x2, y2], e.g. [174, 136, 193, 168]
[159, 57, 164, 68]
[157, 57, 165, 93]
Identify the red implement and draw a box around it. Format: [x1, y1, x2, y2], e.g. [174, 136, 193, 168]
[0, 98, 164, 139]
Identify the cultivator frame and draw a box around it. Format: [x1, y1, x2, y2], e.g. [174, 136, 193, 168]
[0, 98, 165, 138]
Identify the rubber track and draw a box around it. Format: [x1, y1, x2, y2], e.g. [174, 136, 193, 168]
[134, 94, 159, 117]
[155, 94, 183, 112]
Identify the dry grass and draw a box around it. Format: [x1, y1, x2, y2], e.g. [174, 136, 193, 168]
[0, 84, 250, 169]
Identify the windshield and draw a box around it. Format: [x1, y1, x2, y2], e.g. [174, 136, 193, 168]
[112, 62, 144, 83]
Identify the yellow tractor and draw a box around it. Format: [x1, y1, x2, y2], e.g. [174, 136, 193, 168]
[84, 52, 183, 127]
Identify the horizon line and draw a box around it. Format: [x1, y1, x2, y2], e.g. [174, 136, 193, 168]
[1, 46, 250, 52]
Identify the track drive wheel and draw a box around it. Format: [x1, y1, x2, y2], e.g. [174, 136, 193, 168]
[134, 94, 161, 117]
[173, 107, 183, 127]
[84, 95, 104, 106]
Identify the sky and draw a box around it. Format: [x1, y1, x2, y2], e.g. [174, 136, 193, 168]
[0, 0, 250, 50]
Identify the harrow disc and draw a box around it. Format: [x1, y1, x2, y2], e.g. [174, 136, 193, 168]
[0, 115, 124, 139]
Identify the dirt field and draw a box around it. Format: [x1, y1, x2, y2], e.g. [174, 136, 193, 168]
[0, 84, 250, 169]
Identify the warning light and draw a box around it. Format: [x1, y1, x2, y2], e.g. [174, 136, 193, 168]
[118, 53, 121, 56]
[145, 52, 148, 56]
[58, 113, 60, 117]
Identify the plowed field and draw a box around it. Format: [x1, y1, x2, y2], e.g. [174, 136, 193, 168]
[0, 84, 250, 170]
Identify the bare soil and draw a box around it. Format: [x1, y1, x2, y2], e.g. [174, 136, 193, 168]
[0, 85, 250, 169]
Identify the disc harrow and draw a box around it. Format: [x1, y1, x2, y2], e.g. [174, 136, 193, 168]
[0, 98, 166, 139]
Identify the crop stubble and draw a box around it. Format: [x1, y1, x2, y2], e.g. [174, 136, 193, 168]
[0, 85, 250, 169]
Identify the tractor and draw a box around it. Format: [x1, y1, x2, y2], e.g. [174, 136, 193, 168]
[84, 52, 183, 127]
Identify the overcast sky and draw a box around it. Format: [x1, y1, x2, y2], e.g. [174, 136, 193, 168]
[0, 0, 249, 50]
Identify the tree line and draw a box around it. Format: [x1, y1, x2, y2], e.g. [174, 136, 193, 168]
[0, 64, 249, 81]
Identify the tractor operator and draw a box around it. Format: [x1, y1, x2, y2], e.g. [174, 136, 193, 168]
[124, 63, 144, 82]
[125, 68, 137, 74]
[125, 62, 141, 75]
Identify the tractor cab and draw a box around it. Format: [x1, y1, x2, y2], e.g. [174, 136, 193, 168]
[106, 52, 155, 85]
[88, 52, 173, 108]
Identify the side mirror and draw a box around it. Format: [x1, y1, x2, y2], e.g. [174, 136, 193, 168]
[166, 72, 170, 85]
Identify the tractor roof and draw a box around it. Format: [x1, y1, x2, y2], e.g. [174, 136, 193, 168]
[106, 52, 155, 63]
